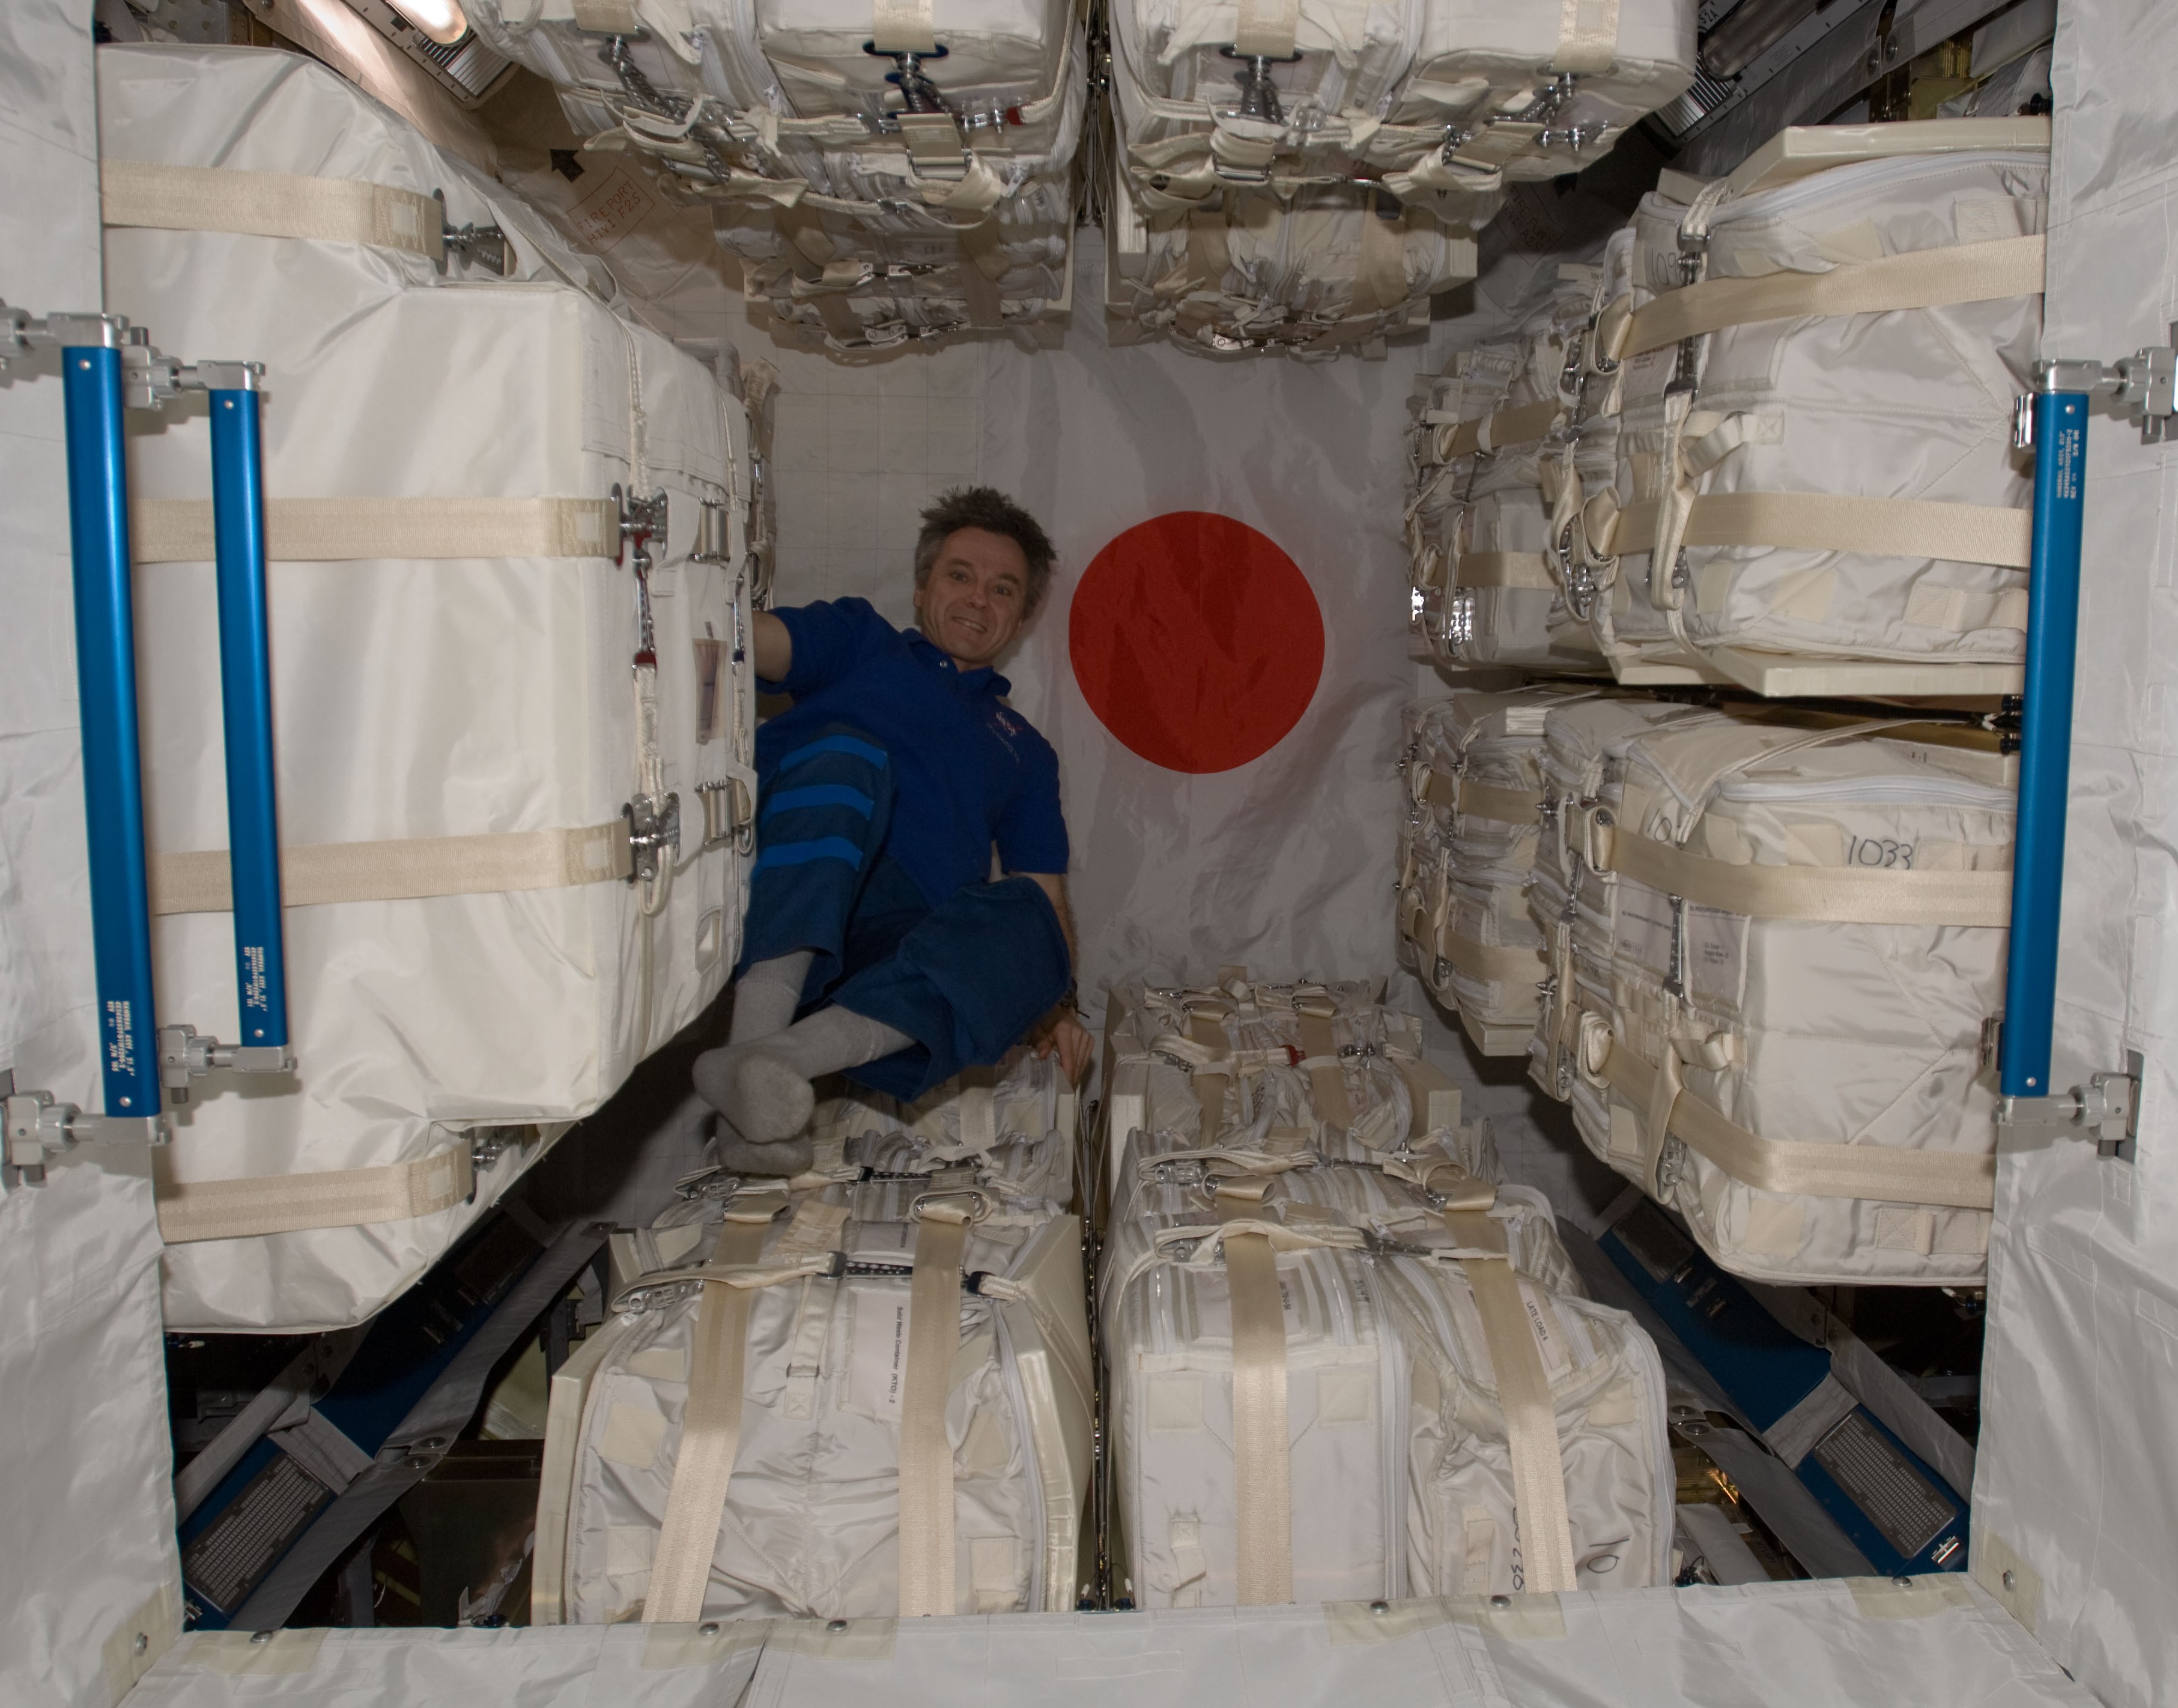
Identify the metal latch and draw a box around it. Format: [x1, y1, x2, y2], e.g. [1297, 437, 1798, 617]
[1996, 1049, 2143, 1160]
[2017, 332, 2178, 444]
[623, 791, 682, 885]
[613, 483, 669, 577]
[2, 1068, 165, 1186]
[1217, 44, 1303, 126]
[690, 498, 730, 565]
[158, 1024, 294, 1104]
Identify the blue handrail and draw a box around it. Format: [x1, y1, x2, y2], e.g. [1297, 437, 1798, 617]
[61, 341, 162, 1120]
[209, 379, 290, 1053]
[2000, 389, 2089, 1100]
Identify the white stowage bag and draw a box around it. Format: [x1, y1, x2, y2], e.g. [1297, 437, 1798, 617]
[1397, 688, 1598, 1053]
[1573, 124, 2049, 673]
[466, 0, 1084, 350]
[1406, 267, 1607, 669]
[539, 1124, 1093, 1623]
[1563, 712, 2015, 1285]
[1106, 0, 1695, 207]
[100, 44, 756, 1330]
[1101, 1121, 1673, 1607]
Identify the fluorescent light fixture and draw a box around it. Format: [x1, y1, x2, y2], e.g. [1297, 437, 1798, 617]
[391, 0, 470, 44]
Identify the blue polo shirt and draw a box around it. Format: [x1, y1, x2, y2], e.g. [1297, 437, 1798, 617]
[757, 598, 1069, 907]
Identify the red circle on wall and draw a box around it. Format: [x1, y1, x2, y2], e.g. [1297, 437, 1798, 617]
[1068, 512, 1324, 774]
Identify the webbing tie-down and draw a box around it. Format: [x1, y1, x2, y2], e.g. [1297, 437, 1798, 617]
[1225, 1229, 1293, 1605]
[102, 159, 444, 265]
[1592, 825, 2013, 927]
[154, 1144, 473, 1244]
[1455, 551, 1558, 592]
[1189, 1013, 1233, 1139]
[1590, 1020, 1997, 1210]
[1432, 1170, 1579, 1593]
[133, 496, 621, 564]
[898, 1200, 974, 1617]
[1610, 234, 2046, 360]
[1604, 490, 2033, 571]
[1419, 768, 1544, 826]
[644, 1210, 777, 1623]
[1432, 399, 1564, 460]
[151, 822, 633, 913]
[1294, 1008, 1354, 1128]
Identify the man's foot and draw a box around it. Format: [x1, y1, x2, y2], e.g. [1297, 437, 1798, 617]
[692, 1041, 816, 1143]
[711, 1116, 813, 1179]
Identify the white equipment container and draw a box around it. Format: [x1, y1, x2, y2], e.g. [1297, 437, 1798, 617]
[536, 1118, 1093, 1623]
[1106, 0, 1697, 208]
[466, 0, 1084, 351]
[1561, 120, 2050, 686]
[1101, 1118, 1673, 1606]
[1407, 267, 1607, 669]
[98, 43, 757, 1331]
[1397, 688, 1596, 1054]
[1556, 712, 2015, 1285]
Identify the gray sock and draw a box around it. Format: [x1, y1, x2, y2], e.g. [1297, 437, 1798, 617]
[691, 1005, 914, 1144]
[711, 1119, 813, 1179]
[728, 951, 814, 1045]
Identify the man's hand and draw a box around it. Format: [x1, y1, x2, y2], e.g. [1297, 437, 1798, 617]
[1032, 1005, 1095, 1085]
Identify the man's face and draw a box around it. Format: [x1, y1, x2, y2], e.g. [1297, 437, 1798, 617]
[913, 526, 1033, 668]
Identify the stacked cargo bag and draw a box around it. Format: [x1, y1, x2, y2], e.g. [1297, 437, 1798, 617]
[99, 43, 759, 1330]
[538, 1113, 1093, 1622]
[1397, 687, 1597, 1053]
[1561, 712, 2015, 1285]
[468, 0, 1085, 354]
[1524, 695, 1718, 1145]
[1565, 119, 2049, 683]
[1101, 1114, 1673, 1605]
[1406, 267, 1608, 668]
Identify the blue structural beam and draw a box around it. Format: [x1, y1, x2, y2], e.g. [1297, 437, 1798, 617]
[2001, 389, 2089, 1098]
[62, 342, 161, 1119]
[209, 381, 290, 1051]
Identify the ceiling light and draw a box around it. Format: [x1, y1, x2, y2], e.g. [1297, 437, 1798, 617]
[390, 0, 469, 45]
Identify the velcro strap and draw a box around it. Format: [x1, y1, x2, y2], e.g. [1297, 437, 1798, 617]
[1606, 492, 2033, 571]
[1455, 551, 1557, 591]
[870, 0, 937, 53]
[1612, 235, 2047, 360]
[1227, 1230, 1293, 1605]
[133, 496, 622, 563]
[1436, 399, 1564, 459]
[1553, 0, 1621, 74]
[155, 1144, 473, 1243]
[102, 159, 444, 265]
[1233, 0, 1300, 58]
[897, 1201, 973, 1617]
[1596, 831, 2012, 927]
[151, 822, 634, 913]
[1421, 769, 1544, 825]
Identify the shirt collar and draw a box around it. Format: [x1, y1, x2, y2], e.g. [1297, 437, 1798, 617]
[906, 628, 1009, 698]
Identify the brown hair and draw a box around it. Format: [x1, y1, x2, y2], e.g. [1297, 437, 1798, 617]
[913, 486, 1057, 614]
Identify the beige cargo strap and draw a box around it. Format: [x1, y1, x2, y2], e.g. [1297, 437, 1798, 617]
[1455, 551, 1558, 591]
[1433, 1168, 1579, 1592]
[1225, 1228, 1293, 1604]
[1589, 824, 2012, 927]
[1419, 768, 1544, 825]
[102, 159, 444, 265]
[1233, 0, 1301, 60]
[957, 1067, 998, 1153]
[1603, 491, 2033, 571]
[1294, 1007, 1354, 1128]
[1554, 0, 1621, 73]
[1430, 926, 1550, 987]
[645, 1208, 778, 1623]
[870, 0, 937, 54]
[1391, 1055, 1461, 1137]
[1188, 1012, 1234, 1139]
[151, 822, 633, 914]
[898, 1195, 976, 1617]
[154, 1143, 473, 1243]
[1433, 399, 1564, 459]
[1589, 1020, 1997, 1210]
[132, 496, 622, 564]
[1608, 234, 2047, 362]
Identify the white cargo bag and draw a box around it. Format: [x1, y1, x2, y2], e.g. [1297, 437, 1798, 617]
[1407, 267, 1606, 668]
[1102, 1128, 1672, 1606]
[1574, 122, 2049, 675]
[1567, 714, 2014, 1285]
[1397, 688, 1597, 1053]
[539, 1154, 1093, 1623]
[1106, 0, 1695, 206]
[99, 44, 756, 1330]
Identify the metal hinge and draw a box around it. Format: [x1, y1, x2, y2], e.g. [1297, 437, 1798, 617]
[157, 1024, 294, 1106]
[2016, 332, 2178, 445]
[1996, 1049, 2143, 1160]
[3, 1067, 166, 1186]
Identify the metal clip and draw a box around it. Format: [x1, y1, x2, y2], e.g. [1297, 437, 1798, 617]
[431, 189, 509, 277]
[2034, 329, 2178, 443]
[1217, 44, 1304, 126]
[691, 498, 730, 565]
[2, 1068, 165, 1185]
[1997, 1050, 2144, 1160]
[622, 792, 682, 886]
[612, 483, 669, 577]
[673, 1165, 747, 1202]
[863, 40, 952, 115]
[156, 1023, 294, 1104]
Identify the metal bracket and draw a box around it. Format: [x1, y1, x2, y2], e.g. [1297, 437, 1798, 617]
[432, 190, 510, 277]
[690, 498, 730, 565]
[611, 483, 669, 577]
[863, 40, 952, 115]
[623, 790, 682, 885]
[2, 1068, 166, 1186]
[157, 1023, 295, 1104]
[2021, 332, 2178, 444]
[1996, 1049, 2143, 1160]
[1217, 44, 1304, 126]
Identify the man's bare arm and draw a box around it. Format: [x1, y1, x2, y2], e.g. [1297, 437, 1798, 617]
[1016, 871, 1092, 1083]
[1018, 871, 1078, 970]
[752, 609, 792, 682]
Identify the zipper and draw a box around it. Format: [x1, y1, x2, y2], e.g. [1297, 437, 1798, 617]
[1714, 774, 2015, 810]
